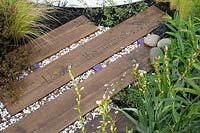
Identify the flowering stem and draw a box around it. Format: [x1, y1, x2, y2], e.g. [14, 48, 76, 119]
[154, 57, 162, 94]
[97, 95, 117, 133]
[68, 66, 86, 133]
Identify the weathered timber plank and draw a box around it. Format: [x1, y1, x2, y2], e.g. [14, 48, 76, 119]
[11, 15, 98, 65]
[28, 23, 98, 65]
[2, 45, 152, 133]
[4, 6, 164, 116]
[29, 15, 91, 45]
[76, 109, 135, 132]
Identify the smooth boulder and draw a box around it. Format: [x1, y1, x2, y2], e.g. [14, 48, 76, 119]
[157, 38, 171, 50]
[150, 47, 163, 63]
[144, 34, 160, 47]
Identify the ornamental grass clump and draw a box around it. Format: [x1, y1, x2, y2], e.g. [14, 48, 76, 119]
[0, 0, 52, 55]
[0, 0, 54, 101]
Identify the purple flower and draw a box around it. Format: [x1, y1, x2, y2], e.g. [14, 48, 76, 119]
[93, 64, 103, 72]
[137, 38, 144, 45]
[175, 69, 186, 82]
[32, 64, 40, 70]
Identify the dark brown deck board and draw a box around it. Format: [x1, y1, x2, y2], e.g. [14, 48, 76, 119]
[10, 15, 98, 65]
[2, 45, 152, 133]
[27, 23, 98, 65]
[29, 15, 91, 45]
[4, 6, 164, 116]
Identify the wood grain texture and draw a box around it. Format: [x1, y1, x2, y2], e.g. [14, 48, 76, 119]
[10, 15, 98, 65]
[4, 6, 165, 116]
[2, 45, 152, 133]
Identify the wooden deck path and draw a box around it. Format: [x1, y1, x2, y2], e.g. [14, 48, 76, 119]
[4, 16, 98, 115]
[10, 15, 98, 66]
[2, 6, 165, 133]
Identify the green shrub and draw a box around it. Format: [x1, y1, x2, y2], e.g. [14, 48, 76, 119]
[102, 0, 147, 27]
[84, 0, 147, 27]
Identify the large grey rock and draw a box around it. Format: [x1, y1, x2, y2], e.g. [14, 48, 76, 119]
[144, 34, 160, 47]
[150, 47, 163, 63]
[157, 38, 171, 50]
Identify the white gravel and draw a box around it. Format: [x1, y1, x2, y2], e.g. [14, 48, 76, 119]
[0, 28, 147, 131]
[0, 102, 11, 121]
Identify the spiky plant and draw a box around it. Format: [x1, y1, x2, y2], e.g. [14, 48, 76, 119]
[0, 0, 52, 55]
[0, 0, 54, 101]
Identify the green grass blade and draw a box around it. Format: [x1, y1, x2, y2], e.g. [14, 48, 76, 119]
[120, 108, 139, 115]
[113, 107, 139, 126]
[193, 63, 200, 71]
[174, 87, 199, 95]
[185, 77, 200, 92]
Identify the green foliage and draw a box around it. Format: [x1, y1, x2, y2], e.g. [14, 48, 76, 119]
[84, 0, 147, 27]
[116, 13, 200, 132]
[102, 1, 148, 27]
[155, 0, 200, 19]
[114, 85, 139, 108]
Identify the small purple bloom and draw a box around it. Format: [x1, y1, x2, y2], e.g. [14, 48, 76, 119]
[175, 69, 181, 78]
[176, 69, 186, 82]
[32, 64, 40, 69]
[93, 64, 103, 72]
[137, 38, 144, 45]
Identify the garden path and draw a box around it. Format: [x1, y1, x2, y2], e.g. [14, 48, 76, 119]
[1, 6, 165, 133]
